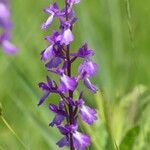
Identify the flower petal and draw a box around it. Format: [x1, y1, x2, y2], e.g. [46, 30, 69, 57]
[41, 45, 54, 61]
[80, 105, 97, 125]
[38, 92, 50, 106]
[61, 29, 74, 45]
[84, 78, 97, 93]
[45, 57, 62, 69]
[49, 104, 58, 113]
[2, 40, 17, 54]
[38, 82, 50, 91]
[71, 43, 95, 58]
[41, 14, 54, 29]
[49, 114, 65, 127]
[58, 81, 68, 94]
[78, 60, 97, 78]
[67, 0, 80, 5]
[58, 126, 70, 135]
[0, 3, 10, 18]
[56, 137, 69, 148]
[73, 131, 90, 150]
[60, 74, 77, 92]
[46, 76, 53, 87]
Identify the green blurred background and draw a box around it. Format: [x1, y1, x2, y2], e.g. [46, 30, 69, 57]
[0, 0, 150, 149]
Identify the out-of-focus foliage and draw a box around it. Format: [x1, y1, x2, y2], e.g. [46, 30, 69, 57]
[0, 0, 150, 150]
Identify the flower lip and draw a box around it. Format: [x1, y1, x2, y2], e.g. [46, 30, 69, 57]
[41, 45, 55, 61]
[2, 40, 18, 54]
[60, 28, 74, 45]
[59, 74, 77, 93]
[80, 105, 97, 125]
[73, 131, 91, 150]
[78, 59, 97, 78]
[0, 2, 10, 19]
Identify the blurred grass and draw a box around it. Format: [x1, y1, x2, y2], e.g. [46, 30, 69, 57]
[0, 0, 150, 149]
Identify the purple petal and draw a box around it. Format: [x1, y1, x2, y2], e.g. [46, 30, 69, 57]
[58, 126, 70, 135]
[84, 78, 97, 93]
[75, 98, 84, 107]
[74, 0, 80, 4]
[49, 104, 58, 113]
[58, 81, 68, 94]
[59, 100, 65, 110]
[38, 91, 50, 106]
[41, 14, 54, 29]
[51, 2, 59, 11]
[71, 43, 95, 58]
[56, 137, 69, 148]
[67, 0, 80, 4]
[2, 40, 17, 54]
[46, 76, 53, 87]
[0, 2, 10, 18]
[59, 74, 77, 92]
[38, 82, 50, 91]
[78, 60, 97, 78]
[80, 105, 97, 125]
[61, 29, 74, 45]
[50, 3, 59, 14]
[41, 45, 54, 61]
[44, 3, 59, 14]
[45, 57, 62, 69]
[45, 31, 62, 44]
[73, 131, 90, 150]
[49, 114, 65, 127]
[67, 97, 76, 106]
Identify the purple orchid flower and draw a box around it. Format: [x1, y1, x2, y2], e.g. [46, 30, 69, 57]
[58, 74, 77, 94]
[39, 0, 98, 150]
[0, 0, 18, 54]
[71, 43, 95, 58]
[79, 104, 97, 125]
[38, 76, 58, 106]
[78, 59, 98, 93]
[57, 123, 90, 150]
[41, 3, 60, 29]
[49, 101, 67, 127]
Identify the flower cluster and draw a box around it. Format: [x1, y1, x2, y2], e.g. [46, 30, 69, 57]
[0, 0, 17, 54]
[39, 1, 98, 149]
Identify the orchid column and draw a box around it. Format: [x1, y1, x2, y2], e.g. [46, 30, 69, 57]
[0, 0, 17, 54]
[39, 0, 98, 150]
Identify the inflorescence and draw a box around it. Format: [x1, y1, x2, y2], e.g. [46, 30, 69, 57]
[0, 0, 17, 54]
[39, 1, 98, 150]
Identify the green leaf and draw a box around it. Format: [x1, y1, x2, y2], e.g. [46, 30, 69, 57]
[119, 126, 140, 150]
[0, 116, 27, 149]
